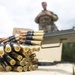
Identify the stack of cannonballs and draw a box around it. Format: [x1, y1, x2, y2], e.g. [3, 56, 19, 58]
[0, 30, 44, 72]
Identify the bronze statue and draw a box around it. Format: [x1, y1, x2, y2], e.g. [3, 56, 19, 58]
[35, 2, 59, 33]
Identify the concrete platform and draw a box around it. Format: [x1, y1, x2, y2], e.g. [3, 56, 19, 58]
[0, 63, 74, 75]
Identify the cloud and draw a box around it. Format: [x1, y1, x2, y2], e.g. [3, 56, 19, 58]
[0, 5, 17, 37]
[0, 0, 75, 37]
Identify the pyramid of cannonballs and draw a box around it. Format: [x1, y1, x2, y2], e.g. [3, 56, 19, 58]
[0, 30, 44, 72]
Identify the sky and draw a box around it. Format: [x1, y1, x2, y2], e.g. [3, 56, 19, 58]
[0, 0, 75, 37]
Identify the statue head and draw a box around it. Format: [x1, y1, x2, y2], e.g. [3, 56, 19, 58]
[42, 2, 47, 10]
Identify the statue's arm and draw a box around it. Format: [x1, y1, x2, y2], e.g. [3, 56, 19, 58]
[35, 15, 40, 23]
[35, 12, 44, 23]
[49, 11, 58, 21]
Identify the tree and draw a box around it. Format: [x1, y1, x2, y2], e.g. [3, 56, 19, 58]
[62, 42, 75, 62]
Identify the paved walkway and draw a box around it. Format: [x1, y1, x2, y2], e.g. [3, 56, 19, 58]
[0, 63, 74, 75]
